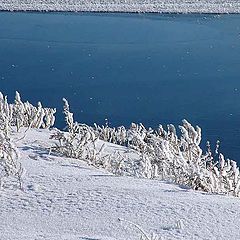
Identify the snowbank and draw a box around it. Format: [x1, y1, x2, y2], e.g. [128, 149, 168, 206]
[0, 0, 240, 13]
[1, 128, 240, 240]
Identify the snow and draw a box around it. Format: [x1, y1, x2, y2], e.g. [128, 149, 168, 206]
[0, 0, 240, 13]
[1, 128, 240, 240]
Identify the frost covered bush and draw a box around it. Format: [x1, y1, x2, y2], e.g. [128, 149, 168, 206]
[0, 130, 23, 189]
[94, 123, 128, 146]
[51, 99, 240, 197]
[51, 99, 132, 172]
[0, 91, 56, 132]
[50, 98, 98, 160]
[0, 91, 55, 189]
[94, 118, 240, 196]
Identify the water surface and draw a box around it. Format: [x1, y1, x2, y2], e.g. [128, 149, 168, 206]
[0, 12, 240, 161]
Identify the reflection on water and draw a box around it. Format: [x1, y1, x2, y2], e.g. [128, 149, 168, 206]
[0, 12, 240, 161]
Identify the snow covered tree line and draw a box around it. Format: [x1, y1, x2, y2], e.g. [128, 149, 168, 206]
[0, 91, 56, 133]
[0, 91, 56, 188]
[51, 98, 240, 197]
[1, 91, 240, 197]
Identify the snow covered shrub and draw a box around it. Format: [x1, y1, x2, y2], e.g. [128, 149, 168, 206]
[51, 99, 139, 174]
[0, 91, 56, 132]
[0, 91, 56, 189]
[50, 126, 97, 160]
[0, 130, 23, 189]
[0, 92, 13, 136]
[94, 123, 128, 145]
[123, 120, 240, 196]
[50, 98, 98, 160]
[139, 120, 240, 197]
[51, 99, 240, 197]
[206, 152, 240, 196]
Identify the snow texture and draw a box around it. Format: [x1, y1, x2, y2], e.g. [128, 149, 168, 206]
[1, 128, 240, 240]
[0, 0, 240, 13]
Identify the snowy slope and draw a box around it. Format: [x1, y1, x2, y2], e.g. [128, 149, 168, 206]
[0, 0, 240, 13]
[0, 128, 240, 240]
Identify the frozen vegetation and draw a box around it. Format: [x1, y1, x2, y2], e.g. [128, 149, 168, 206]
[0, 0, 240, 13]
[1, 92, 240, 239]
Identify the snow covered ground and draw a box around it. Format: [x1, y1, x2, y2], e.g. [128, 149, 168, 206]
[1, 128, 240, 240]
[0, 0, 240, 13]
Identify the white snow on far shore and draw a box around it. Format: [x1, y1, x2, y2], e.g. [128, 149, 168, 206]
[0, 0, 240, 13]
[1, 128, 240, 240]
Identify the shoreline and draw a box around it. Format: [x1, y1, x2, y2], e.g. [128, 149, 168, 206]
[0, 1, 240, 14]
[0, 10, 238, 15]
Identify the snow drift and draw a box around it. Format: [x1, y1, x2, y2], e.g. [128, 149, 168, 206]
[1, 91, 240, 239]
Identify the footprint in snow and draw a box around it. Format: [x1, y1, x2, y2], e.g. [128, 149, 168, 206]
[27, 183, 40, 192]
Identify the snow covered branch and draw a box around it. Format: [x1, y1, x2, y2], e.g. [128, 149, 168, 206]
[0, 130, 23, 189]
[0, 91, 56, 133]
[51, 99, 240, 197]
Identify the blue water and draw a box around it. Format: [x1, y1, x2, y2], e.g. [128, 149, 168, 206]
[0, 12, 240, 161]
